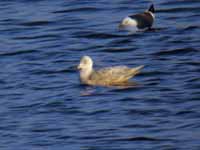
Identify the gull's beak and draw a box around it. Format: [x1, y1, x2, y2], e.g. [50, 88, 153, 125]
[118, 21, 124, 29]
[118, 23, 124, 29]
[77, 64, 81, 70]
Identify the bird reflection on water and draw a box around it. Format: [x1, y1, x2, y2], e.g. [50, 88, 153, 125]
[80, 81, 140, 96]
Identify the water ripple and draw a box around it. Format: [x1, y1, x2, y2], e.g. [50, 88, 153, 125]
[0, 0, 200, 149]
[20, 20, 53, 26]
[152, 47, 198, 56]
[53, 7, 102, 14]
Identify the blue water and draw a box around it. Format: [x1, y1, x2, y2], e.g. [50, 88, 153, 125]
[0, 0, 200, 150]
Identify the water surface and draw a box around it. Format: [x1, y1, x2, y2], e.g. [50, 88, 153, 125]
[0, 0, 200, 149]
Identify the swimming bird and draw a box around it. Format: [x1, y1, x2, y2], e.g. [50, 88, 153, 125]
[77, 56, 144, 86]
[119, 4, 155, 31]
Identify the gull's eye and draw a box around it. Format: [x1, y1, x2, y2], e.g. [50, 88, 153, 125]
[124, 20, 129, 25]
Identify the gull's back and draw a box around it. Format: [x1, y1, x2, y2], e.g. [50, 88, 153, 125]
[129, 12, 154, 29]
[89, 66, 143, 86]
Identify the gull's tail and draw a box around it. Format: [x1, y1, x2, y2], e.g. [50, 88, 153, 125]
[131, 65, 144, 76]
[148, 4, 155, 13]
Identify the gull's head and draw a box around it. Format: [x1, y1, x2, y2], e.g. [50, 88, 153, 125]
[77, 56, 93, 71]
[119, 17, 137, 28]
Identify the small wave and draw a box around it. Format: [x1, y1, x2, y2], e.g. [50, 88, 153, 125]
[186, 77, 200, 82]
[9, 102, 41, 110]
[161, 0, 200, 5]
[74, 31, 123, 39]
[174, 122, 197, 130]
[31, 85, 66, 91]
[0, 49, 38, 56]
[30, 68, 74, 75]
[152, 47, 198, 56]
[113, 136, 167, 142]
[20, 21, 53, 27]
[126, 108, 170, 116]
[30, 127, 62, 133]
[175, 110, 194, 116]
[122, 124, 154, 129]
[183, 25, 200, 31]
[140, 70, 170, 77]
[102, 47, 135, 53]
[53, 7, 101, 14]
[13, 34, 61, 40]
[178, 61, 200, 66]
[84, 109, 110, 116]
[157, 7, 200, 13]
[55, 135, 73, 140]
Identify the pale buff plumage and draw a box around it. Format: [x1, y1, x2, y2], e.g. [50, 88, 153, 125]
[77, 56, 144, 86]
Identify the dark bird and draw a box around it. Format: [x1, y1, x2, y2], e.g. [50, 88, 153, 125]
[119, 4, 155, 31]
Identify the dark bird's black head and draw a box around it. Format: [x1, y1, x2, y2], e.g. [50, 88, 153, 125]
[148, 4, 155, 13]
